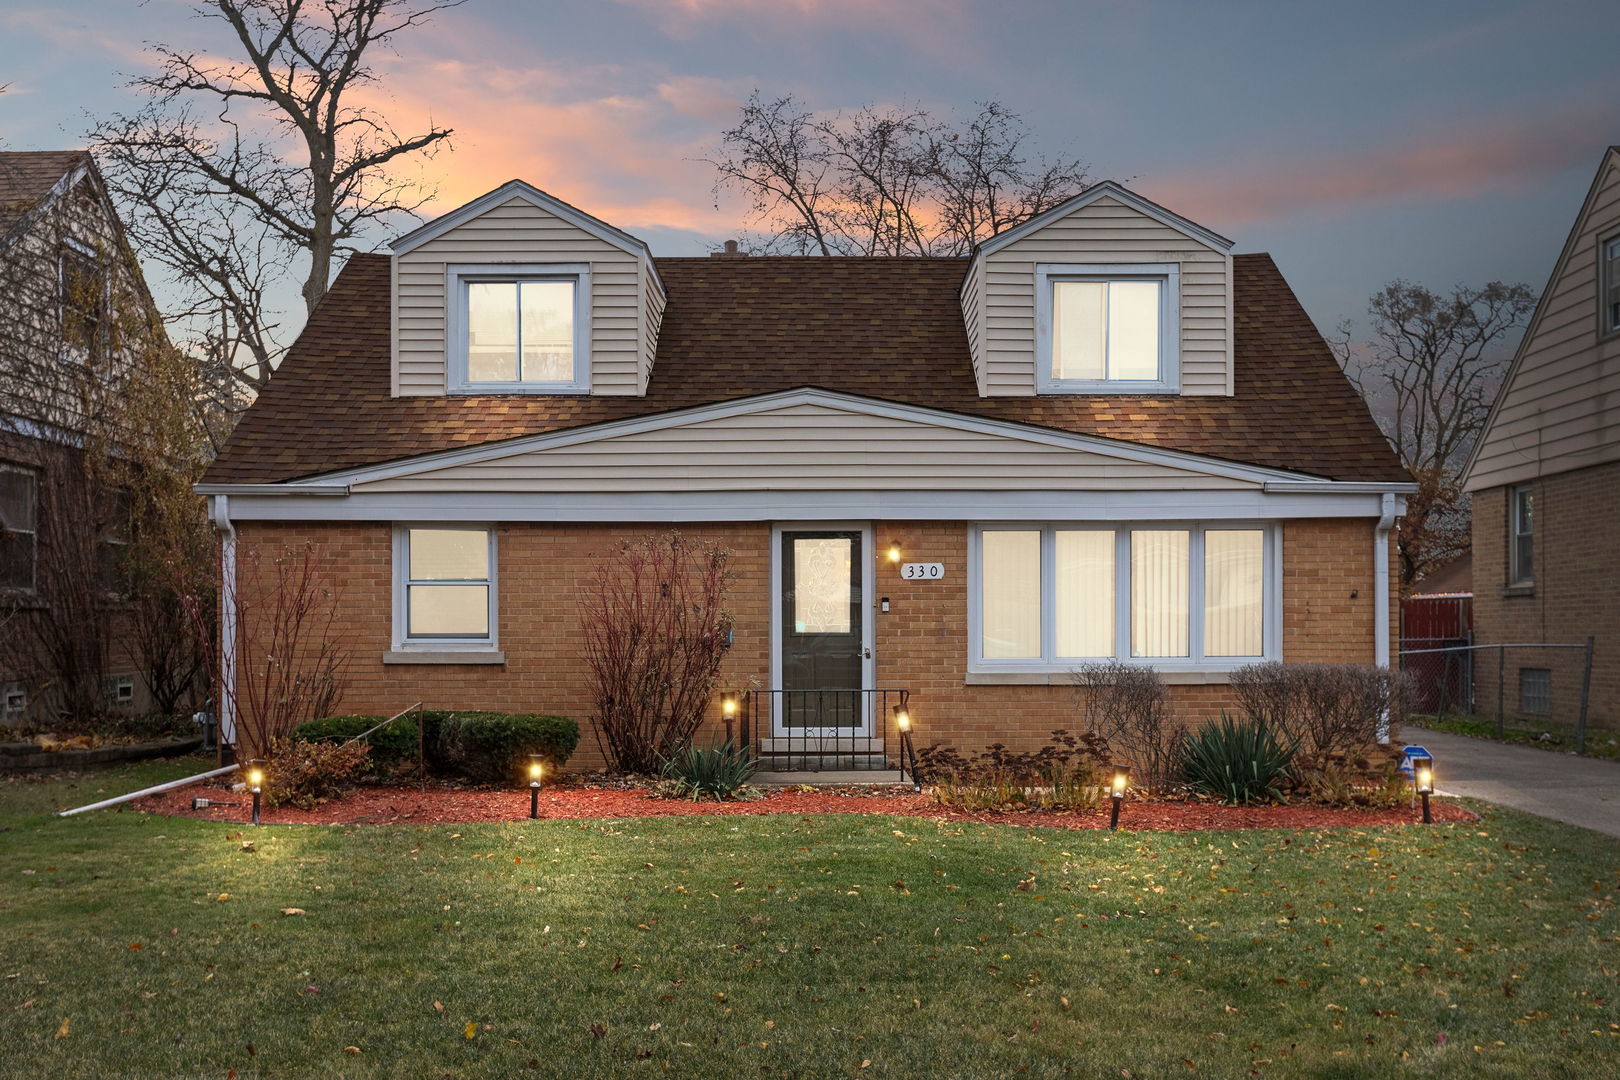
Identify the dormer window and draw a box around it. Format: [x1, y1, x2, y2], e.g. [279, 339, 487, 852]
[447, 264, 590, 393]
[1602, 234, 1620, 335]
[1036, 264, 1179, 393]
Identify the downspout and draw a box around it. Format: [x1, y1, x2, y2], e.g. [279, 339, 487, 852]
[1374, 491, 1396, 744]
[209, 494, 238, 754]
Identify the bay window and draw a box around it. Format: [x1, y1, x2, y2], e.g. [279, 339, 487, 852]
[971, 524, 1276, 671]
[394, 525, 496, 647]
[448, 264, 588, 393]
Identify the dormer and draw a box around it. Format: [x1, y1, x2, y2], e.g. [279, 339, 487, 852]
[389, 180, 665, 397]
[960, 180, 1234, 397]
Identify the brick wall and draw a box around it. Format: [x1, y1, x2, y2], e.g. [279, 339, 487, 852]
[1473, 462, 1618, 729]
[233, 516, 1392, 770]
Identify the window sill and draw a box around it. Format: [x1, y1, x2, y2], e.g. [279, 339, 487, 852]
[1500, 584, 1536, 599]
[966, 669, 1241, 686]
[382, 649, 506, 665]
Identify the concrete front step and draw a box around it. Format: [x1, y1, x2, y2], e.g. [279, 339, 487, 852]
[753, 769, 912, 786]
[757, 753, 891, 772]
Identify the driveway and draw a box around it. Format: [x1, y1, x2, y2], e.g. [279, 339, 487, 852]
[1401, 725, 1620, 839]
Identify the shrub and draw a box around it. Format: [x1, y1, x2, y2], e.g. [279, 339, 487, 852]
[1231, 662, 1407, 765]
[1300, 762, 1411, 809]
[433, 712, 579, 783]
[292, 714, 422, 774]
[263, 735, 370, 808]
[656, 738, 758, 801]
[1071, 661, 1179, 790]
[918, 730, 1107, 811]
[1181, 712, 1296, 805]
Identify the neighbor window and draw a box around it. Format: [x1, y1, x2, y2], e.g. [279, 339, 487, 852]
[973, 525, 1273, 669]
[397, 526, 495, 643]
[0, 463, 38, 593]
[60, 241, 105, 355]
[1603, 235, 1620, 335]
[1519, 667, 1551, 716]
[449, 265, 586, 392]
[1038, 264, 1178, 392]
[1509, 484, 1534, 585]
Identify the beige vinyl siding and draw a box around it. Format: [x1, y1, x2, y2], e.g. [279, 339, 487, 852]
[393, 196, 649, 396]
[976, 195, 1232, 397]
[960, 259, 986, 391]
[353, 403, 1259, 494]
[1468, 152, 1620, 491]
[641, 263, 665, 394]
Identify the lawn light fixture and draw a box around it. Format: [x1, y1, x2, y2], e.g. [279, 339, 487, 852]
[722, 693, 738, 718]
[528, 755, 544, 820]
[247, 759, 265, 826]
[888, 541, 902, 564]
[1414, 756, 1436, 824]
[1108, 765, 1129, 830]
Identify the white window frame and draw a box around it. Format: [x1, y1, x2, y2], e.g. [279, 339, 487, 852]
[391, 524, 499, 651]
[1601, 232, 1620, 338]
[1035, 263, 1181, 394]
[445, 263, 591, 394]
[1509, 484, 1534, 586]
[967, 522, 1280, 674]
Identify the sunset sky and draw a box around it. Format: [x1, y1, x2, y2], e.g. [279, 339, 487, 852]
[3, 0, 1618, 346]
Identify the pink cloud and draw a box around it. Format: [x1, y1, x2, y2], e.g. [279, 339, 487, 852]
[1138, 97, 1617, 234]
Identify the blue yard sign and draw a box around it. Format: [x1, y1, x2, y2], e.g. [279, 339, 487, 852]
[1398, 745, 1432, 776]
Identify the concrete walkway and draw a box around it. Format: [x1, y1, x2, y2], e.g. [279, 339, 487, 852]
[1402, 725, 1620, 839]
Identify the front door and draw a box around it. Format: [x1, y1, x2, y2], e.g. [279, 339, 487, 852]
[777, 529, 867, 734]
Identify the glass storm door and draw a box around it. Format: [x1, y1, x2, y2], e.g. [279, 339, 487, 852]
[778, 530, 866, 733]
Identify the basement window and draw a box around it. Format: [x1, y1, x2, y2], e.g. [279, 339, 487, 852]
[448, 264, 589, 393]
[1519, 668, 1551, 716]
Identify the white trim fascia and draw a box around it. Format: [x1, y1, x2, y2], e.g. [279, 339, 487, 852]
[1262, 481, 1416, 495]
[0, 156, 91, 253]
[217, 489, 1402, 524]
[444, 263, 592, 394]
[194, 483, 350, 496]
[974, 180, 1235, 259]
[388, 179, 666, 297]
[283, 388, 1321, 490]
[1034, 263, 1181, 394]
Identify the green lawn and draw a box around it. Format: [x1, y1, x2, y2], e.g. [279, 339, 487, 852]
[1, 759, 1616, 1079]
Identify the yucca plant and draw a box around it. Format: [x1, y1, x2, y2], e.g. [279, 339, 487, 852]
[1181, 712, 1296, 805]
[658, 738, 758, 801]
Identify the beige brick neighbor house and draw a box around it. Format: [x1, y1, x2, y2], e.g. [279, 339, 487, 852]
[1464, 146, 1620, 730]
[200, 178, 1411, 770]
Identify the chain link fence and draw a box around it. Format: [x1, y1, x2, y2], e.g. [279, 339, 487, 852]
[1400, 637, 1597, 754]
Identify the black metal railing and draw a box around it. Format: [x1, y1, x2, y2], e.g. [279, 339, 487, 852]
[724, 688, 915, 780]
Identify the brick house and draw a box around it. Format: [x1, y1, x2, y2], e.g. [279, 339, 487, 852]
[199, 178, 1410, 770]
[1463, 146, 1620, 730]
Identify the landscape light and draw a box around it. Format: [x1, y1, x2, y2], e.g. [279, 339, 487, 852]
[247, 759, 264, 826]
[1414, 757, 1435, 824]
[528, 755, 544, 820]
[721, 693, 737, 718]
[1108, 765, 1129, 831]
[888, 542, 902, 564]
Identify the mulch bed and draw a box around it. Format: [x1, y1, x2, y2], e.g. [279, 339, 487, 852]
[135, 780, 1477, 831]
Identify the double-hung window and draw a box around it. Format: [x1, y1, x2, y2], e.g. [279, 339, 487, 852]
[972, 524, 1274, 671]
[395, 526, 496, 647]
[0, 463, 38, 593]
[448, 264, 588, 393]
[1037, 264, 1179, 393]
[60, 240, 106, 358]
[1602, 235, 1620, 336]
[1509, 485, 1534, 586]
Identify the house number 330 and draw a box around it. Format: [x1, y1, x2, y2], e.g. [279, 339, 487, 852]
[900, 562, 945, 580]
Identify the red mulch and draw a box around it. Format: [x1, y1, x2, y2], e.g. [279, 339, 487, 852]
[135, 781, 1476, 831]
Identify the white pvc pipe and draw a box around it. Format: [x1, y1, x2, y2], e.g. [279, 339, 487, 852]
[211, 494, 238, 748]
[56, 764, 240, 817]
[1375, 491, 1396, 743]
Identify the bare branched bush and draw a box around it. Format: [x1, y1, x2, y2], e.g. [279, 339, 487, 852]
[916, 730, 1108, 811]
[1230, 662, 1407, 765]
[1070, 661, 1178, 789]
[580, 533, 734, 775]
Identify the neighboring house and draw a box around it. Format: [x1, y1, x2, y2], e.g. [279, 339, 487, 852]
[0, 150, 159, 725]
[1463, 146, 1620, 730]
[199, 178, 1411, 769]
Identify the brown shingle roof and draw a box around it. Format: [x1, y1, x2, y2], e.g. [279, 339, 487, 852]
[204, 251, 1406, 484]
[0, 150, 88, 239]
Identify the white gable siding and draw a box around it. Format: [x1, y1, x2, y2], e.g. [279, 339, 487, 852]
[351, 402, 1260, 494]
[960, 259, 986, 389]
[975, 195, 1232, 397]
[1467, 152, 1620, 491]
[392, 196, 651, 396]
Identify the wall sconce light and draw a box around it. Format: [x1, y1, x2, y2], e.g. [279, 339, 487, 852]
[247, 759, 264, 826]
[528, 755, 544, 819]
[887, 542, 902, 564]
[1414, 756, 1435, 824]
[1108, 764, 1129, 830]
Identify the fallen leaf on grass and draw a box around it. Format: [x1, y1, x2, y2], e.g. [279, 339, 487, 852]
[343, 1046, 360, 1055]
[54, 1018, 70, 1039]
[280, 909, 306, 917]
[433, 1001, 444, 1014]
[464, 1021, 477, 1040]
[215, 894, 230, 902]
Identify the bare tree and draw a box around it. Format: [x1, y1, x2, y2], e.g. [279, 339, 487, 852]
[708, 93, 1090, 256]
[1334, 280, 1537, 588]
[90, 0, 460, 404]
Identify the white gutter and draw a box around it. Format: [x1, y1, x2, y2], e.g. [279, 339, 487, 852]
[209, 495, 239, 749]
[1374, 491, 1396, 743]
